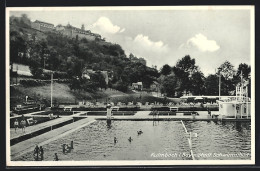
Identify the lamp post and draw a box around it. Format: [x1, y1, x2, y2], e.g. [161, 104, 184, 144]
[51, 72, 53, 107]
[216, 68, 221, 100]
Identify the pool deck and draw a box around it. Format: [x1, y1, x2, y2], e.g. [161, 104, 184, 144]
[10, 117, 73, 139]
[96, 111, 251, 121]
[10, 117, 96, 160]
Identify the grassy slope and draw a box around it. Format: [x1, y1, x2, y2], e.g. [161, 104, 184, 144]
[10, 82, 181, 107]
[10, 82, 128, 105]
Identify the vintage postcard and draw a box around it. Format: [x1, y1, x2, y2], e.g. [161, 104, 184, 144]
[6, 6, 255, 166]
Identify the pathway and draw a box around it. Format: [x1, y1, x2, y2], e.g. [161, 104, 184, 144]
[11, 117, 96, 160]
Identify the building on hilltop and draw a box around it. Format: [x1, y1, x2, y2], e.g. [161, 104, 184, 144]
[132, 82, 143, 91]
[81, 68, 109, 85]
[31, 20, 55, 32]
[30, 19, 105, 41]
[58, 23, 104, 41]
[150, 81, 159, 92]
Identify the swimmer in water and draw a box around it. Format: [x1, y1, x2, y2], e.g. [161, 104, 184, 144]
[114, 137, 117, 144]
[137, 129, 143, 135]
[128, 136, 133, 142]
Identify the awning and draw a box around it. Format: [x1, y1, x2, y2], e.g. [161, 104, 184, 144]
[207, 97, 217, 99]
[221, 97, 230, 100]
[180, 96, 187, 99]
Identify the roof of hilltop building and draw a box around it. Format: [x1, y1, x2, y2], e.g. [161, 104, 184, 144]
[133, 82, 143, 86]
[34, 20, 54, 26]
[152, 81, 159, 85]
[66, 24, 91, 32]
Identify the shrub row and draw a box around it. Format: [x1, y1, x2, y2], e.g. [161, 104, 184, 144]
[151, 106, 218, 111]
[112, 111, 136, 115]
[53, 111, 74, 115]
[20, 79, 46, 87]
[41, 71, 69, 79]
[13, 108, 39, 114]
[86, 111, 136, 116]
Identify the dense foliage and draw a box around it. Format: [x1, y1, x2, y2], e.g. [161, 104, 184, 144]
[10, 14, 159, 92]
[159, 56, 251, 97]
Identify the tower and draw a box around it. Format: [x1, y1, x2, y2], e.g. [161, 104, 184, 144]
[81, 24, 85, 30]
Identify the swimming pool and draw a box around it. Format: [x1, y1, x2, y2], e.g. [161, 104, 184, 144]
[14, 120, 251, 161]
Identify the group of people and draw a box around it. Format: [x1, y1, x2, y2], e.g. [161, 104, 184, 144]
[114, 129, 144, 144]
[137, 129, 143, 135]
[33, 145, 44, 161]
[14, 118, 26, 133]
[62, 141, 74, 154]
[33, 141, 74, 161]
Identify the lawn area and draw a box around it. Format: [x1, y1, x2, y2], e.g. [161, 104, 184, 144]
[11, 83, 76, 105]
[10, 82, 130, 106]
[10, 81, 181, 107]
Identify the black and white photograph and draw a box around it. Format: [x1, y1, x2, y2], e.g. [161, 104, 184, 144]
[6, 6, 255, 166]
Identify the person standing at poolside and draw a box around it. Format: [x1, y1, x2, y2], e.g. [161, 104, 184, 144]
[54, 153, 59, 161]
[39, 146, 44, 160]
[20, 119, 26, 133]
[14, 119, 19, 133]
[34, 145, 39, 161]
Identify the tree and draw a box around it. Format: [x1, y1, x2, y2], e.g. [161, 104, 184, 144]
[236, 63, 251, 80]
[172, 55, 198, 95]
[217, 61, 236, 95]
[160, 74, 178, 97]
[190, 71, 205, 95]
[204, 74, 219, 95]
[69, 77, 81, 91]
[113, 80, 128, 92]
[173, 55, 197, 74]
[218, 60, 235, 80]
[90, 72, 107, 90]
[160, 64, 172, 76]
[232, 63, 251, 97]
[10, 30, 27, 63]
[81, 79, 98, 92]
[29, 60, 43, 78]
[20, 14, 31, 28]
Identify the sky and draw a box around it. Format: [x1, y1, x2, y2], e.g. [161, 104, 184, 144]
[9, 7, 253, 76]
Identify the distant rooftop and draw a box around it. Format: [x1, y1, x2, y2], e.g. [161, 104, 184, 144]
[34, 20, 54, 26]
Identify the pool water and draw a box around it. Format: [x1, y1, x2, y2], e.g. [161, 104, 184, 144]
[14, 120, 251, 161]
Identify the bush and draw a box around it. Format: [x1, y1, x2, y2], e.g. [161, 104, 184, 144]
[20, 79, 46, 87]
[30, 66, 43, 79]
[112, 80, 128, 92]
[42, 71, 69, 80]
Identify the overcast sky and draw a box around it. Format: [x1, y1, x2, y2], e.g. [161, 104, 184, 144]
[9, 7, 253, 76]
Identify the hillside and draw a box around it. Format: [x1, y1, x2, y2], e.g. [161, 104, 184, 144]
[10, 14, 159, 92]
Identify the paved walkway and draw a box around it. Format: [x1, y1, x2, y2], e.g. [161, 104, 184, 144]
[10, 117, 73, 139]
[102, 111, 220, 120]
[11, 117, 96, 160]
